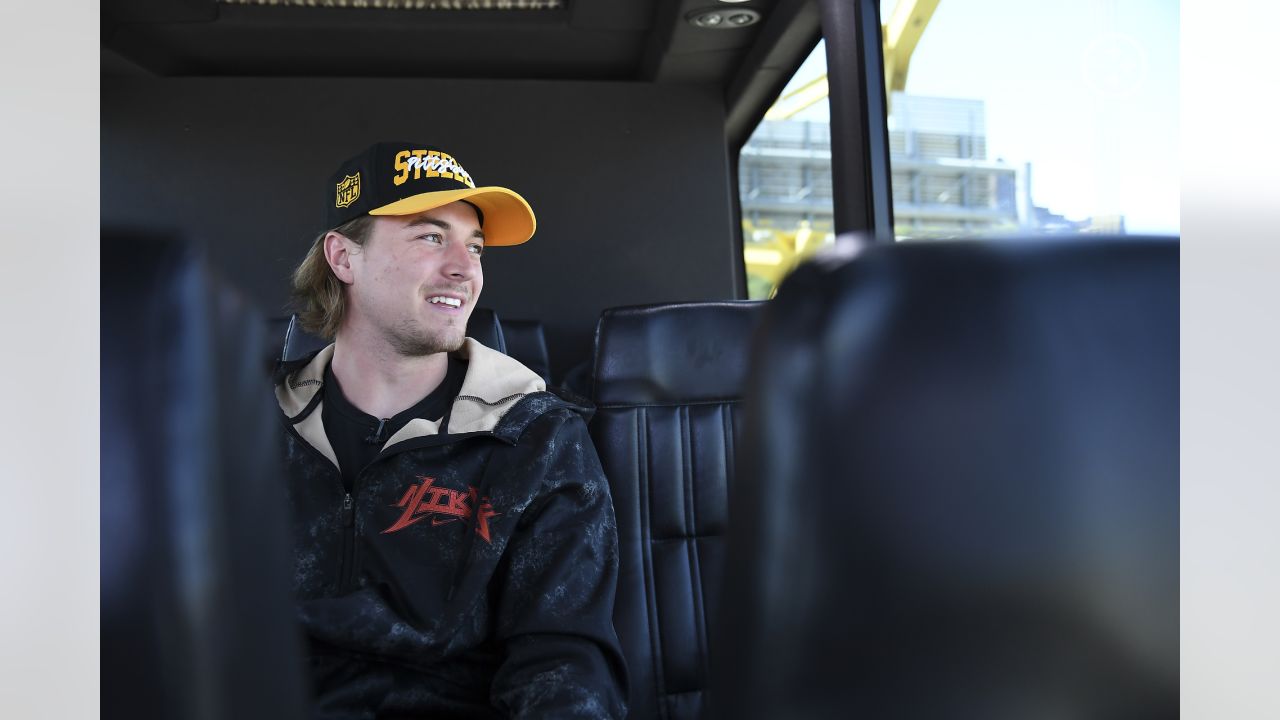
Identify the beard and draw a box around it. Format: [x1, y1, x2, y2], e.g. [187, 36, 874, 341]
[386, 324, 466, 357]
[383, 315, 468, 357]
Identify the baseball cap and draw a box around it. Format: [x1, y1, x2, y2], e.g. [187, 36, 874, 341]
[325, 142, 536, 246]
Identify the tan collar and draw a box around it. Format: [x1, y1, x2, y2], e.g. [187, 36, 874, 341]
[276, 338, 546, 458]
[276, 343, 334, 420]
[446, 338, 547, 434]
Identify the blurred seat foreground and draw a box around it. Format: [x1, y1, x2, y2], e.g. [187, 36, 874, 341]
[103, 231, 308, 720]
[715, 238, 1178, 720]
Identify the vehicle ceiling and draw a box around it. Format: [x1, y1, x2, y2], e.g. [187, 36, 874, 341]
[102, 0, 785, 85]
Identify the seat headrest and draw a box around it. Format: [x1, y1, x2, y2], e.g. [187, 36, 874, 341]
[281, 314, 329, 363]
[466, 307, 507, 354]
[592, 301, 765, 405]
[500, 318, 551, 383]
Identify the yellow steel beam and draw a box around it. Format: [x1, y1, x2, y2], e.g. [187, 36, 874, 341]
[883, 0, 940, 92]
[761, 0, 939, 119]
[765, 73, 830, 120]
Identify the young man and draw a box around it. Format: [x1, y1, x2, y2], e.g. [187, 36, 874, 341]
[274, 142, 627, 718]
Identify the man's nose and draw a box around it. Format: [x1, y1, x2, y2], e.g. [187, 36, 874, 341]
[441, 238, 476, 280]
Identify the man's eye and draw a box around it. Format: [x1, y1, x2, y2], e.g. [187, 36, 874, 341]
[418, 233, 444, 244]
[468, 244, 484, 257]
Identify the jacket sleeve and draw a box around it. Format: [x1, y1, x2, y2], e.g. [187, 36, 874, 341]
[489, 411, 629, 719]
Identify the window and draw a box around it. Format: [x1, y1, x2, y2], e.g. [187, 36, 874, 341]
[738, 1, 1179, 298]
[883, 0, 1178, 240]
[739, 41, 834, 300]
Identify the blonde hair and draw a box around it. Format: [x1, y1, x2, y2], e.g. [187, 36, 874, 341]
[290, 216, 376, 339]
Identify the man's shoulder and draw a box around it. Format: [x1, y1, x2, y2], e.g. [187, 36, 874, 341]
[492, 387, 596, 443]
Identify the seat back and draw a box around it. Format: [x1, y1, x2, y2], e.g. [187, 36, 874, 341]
[281, 314, 328, 363]
[500, 318, 552, 384]
[103, 232, 308, 720]
[590, 301, 765, 720]
[466, 307, 507, 353]
[265, 315, 293, 372]
[714, 238, 1179, 719]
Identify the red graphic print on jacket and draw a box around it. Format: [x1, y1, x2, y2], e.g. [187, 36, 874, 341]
[382, 476, 500, 543]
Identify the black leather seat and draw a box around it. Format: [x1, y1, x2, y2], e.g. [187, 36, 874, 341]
[589, 301, 765, 720]
[102, 232, 307, 720]
[266, 315, 294, 371]
[466, 307, 507, 354]
[713, 238, 1178, 719]
[500, 318, 552, 384]
[280, 314, 328, 363]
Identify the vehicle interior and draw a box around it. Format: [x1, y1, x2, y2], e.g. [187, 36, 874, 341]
[102, 1, 1179, 718]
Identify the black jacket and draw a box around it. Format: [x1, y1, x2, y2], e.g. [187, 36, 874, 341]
[275, 339, 628, 719]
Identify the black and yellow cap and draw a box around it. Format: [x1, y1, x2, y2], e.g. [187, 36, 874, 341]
[325, 142, 536, 246]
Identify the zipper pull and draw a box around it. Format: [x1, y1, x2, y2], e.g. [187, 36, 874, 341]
[342, 493, 354, 527]
[364, 418, 389, 445]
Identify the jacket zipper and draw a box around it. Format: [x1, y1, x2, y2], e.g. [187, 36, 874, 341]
[283, 424, 361, 594]
[339, 491, 356, 592]
[283, 421, 508, 595]
[338, 461, 379, 594]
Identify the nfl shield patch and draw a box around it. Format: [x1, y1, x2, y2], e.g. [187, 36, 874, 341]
[335, 173, 361, 208]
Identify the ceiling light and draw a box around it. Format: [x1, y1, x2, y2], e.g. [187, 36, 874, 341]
[687, 7, 760, 29]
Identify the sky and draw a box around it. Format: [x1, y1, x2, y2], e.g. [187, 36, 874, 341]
[779, 0, 1179, 234]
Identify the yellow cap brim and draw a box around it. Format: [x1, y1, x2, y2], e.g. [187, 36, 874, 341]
[368, 186, 536, 246]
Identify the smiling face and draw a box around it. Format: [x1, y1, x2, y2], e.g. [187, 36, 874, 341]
[331, 200, 485, 356]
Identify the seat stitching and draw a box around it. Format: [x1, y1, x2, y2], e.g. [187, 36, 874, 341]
[651, 534, 722, 543]
[596, 398, 742, 410]
[725, 403, 736, 500]
[683, 406, 711, 693]
[663, 688, 705, 699]
[637, 407, 669, 717]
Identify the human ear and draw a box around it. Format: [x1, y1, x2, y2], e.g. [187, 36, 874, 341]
[323, 231, 356, 285]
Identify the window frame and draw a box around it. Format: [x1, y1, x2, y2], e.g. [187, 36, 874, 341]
[727, 0, 896, 299]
